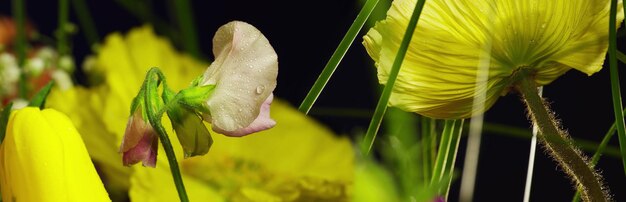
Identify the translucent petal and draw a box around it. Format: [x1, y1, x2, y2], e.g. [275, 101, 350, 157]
[363, 0, 624, 118]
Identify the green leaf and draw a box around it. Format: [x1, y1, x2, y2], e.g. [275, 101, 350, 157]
[28, 81, 54, 109]
[166, 102, 213, 158]
[0, 103, 14, 144]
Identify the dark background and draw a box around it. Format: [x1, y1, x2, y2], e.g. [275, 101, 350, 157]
[2, 0, 625, 201]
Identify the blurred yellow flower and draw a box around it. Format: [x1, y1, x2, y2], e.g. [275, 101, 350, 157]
[0, 107, 109, 202]
[131, 99, 354, 201]
[47, 25, 357, 201]
[363, 0, 624, 118]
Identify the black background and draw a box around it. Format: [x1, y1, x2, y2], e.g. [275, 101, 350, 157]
[2, 0, 625, 201]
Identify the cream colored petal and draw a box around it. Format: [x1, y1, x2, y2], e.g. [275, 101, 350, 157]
[213, 94, 276, 137]
[202, 21, 278, 132]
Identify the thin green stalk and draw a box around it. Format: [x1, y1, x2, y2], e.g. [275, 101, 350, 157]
[617, 51, 626, 64]
[517, 72, 606, 201]
[145, 69, 188, 202]
[608, 0, 626, 178]
[12, 0, 27, 99]
[573, 108, 626, 201]
[421, 117, 433, 182]
[170, 0, 201, 59]
[71, 0, 100, 47]
[57, 0, 70, 55]
[430, 119, 455, 184]
[443, 119, 464, 199]
[298, 0, 380, 114]
[360, 0, 427, 155]
[482, 123, 622, 158]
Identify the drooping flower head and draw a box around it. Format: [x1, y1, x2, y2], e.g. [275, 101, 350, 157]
[197, 21, 278, 136]
[119, 105, 158, 167]
[364, 0, 624, 118]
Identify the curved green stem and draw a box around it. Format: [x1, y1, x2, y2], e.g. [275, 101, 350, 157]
[516, 72, 607, 202]
[144, 68, 189, 202]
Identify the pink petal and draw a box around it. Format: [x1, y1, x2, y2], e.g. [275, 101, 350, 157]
[213, 94, 276, 137]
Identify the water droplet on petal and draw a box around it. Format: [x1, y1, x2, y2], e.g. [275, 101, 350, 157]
[256, 86, 265, 94]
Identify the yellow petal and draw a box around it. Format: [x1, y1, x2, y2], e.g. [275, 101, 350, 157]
[363, 0, 624, 118]
[0, 107, 109, 202]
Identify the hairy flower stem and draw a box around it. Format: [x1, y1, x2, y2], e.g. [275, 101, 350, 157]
[144, 68, 189, 202]
[516, 72, 607, 202]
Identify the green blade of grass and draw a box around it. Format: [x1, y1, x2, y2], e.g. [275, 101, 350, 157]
[12, 0, 27, 99]
[431, 119, 456, 184]
[170, 0, 201, 59]
[442, 119, 464, 199]
[0, 103, 14, 144]
[482, 123, 622, 158]
[572, 106, 626, 202]
[360, 0, 427, 155]
[298, 0, 380, 114]
[71, 0, 100, 47]
[618, 51, 626, 64]
[57, 0, 70, 56]
[607, 0, 626, 177]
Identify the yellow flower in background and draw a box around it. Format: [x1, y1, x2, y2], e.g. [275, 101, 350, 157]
[47, 25, 206, 198]
[363, 0, 624, 118]
[131, 99, 354, 201]
[0, 107, 109, 202]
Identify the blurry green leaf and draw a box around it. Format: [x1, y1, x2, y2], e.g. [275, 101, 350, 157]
[28, 81, 54, 109]
[1, 103, 14, 144]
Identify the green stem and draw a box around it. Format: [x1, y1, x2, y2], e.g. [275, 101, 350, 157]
[442, 119, 464, 199]
[421, 117, 433, 182]
[12, 0, 27, 99]
[517, 73, 606, 202]
[298, 0, 379, 114]
[617, 51, 626, 64]
[360, 0, 427, 155]
[607, 0, 626, 179]
[481, 123, 622, 159]
[71, 0, 100, 47]
[170, 0, 201, 59]
[57, 0, 70, 55]
[430, 119, 455, 184]
[145, 68, 189, 202]
[573, 108, 626, 202]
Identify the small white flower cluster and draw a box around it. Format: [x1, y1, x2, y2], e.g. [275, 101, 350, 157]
[0, 47, 74, 107]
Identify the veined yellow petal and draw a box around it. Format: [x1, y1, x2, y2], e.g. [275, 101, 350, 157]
[363, 0, 624, 118]
[0, 107, 109, 201]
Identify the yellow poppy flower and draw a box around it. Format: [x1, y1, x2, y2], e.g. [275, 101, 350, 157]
[0, 107, 109, 202]
[363, 0, 624, 118]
